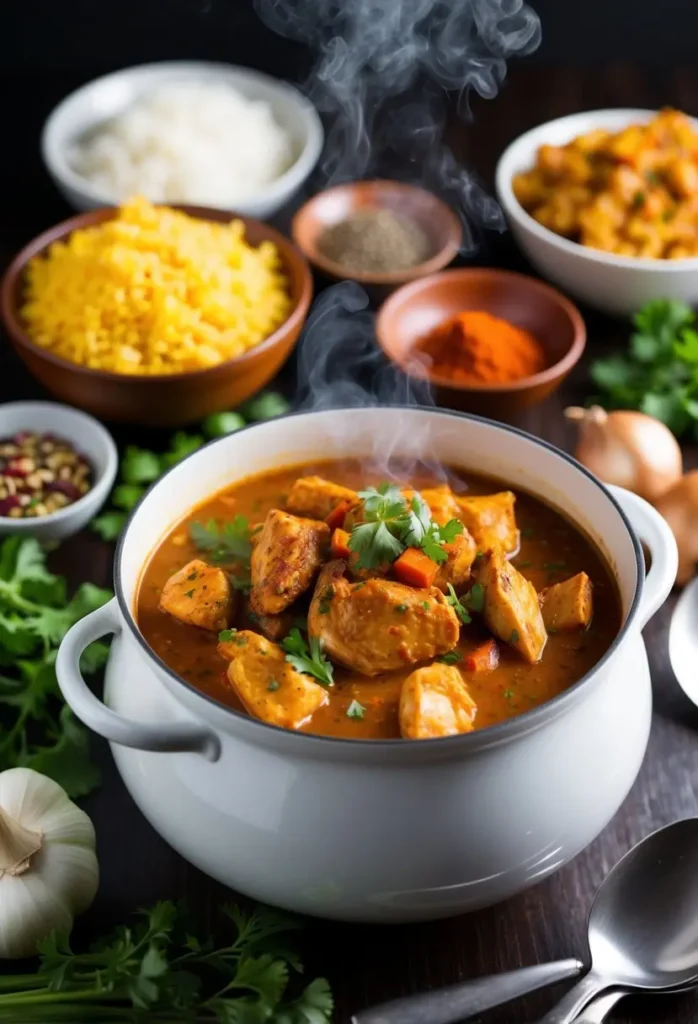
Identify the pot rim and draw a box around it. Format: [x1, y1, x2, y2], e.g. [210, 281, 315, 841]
[113, 405, 644, 753]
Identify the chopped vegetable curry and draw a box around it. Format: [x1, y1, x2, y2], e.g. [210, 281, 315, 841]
[137, 460, 621, 740]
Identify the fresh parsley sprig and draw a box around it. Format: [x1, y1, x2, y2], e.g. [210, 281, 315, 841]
[347, 484, 464, 571]
[0, 901, 332, 1023]
[0, 536, 112, 797]
[590, 298, 698, 437]
[445, 582, 485, 625]
[189, 516, 252, 564]
[282, 628, 335, 687]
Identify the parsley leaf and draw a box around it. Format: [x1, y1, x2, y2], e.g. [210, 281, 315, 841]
[190, 516, 252, 563]
[0, 537, 111, 797]
[121, 445, 162, 485]
[438, 651, 462, 664]
[240, 391, 291, 421]
[590, 298, 698, 437]
[90, 510, 127, 541]
[346, 699, 365, 719]
[446, 584, 471, 624]
[2, 901, 332, 1022]
[282, 628, 334, 687]
[202, 411, 247, 438]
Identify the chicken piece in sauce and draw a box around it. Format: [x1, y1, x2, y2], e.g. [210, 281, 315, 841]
[457, 492, 520, 556]
[308, 561, 460, 676]
[399, 664, 477, 739]
[250, 509, 329, 616]
[286, 475, 358, 521]
[244, 599, 295, 642]
[218, 631, 329, 729]
[478, 550, 547, 663]
[420, 485, 464, 526]
[433, 530, 478, 592]
[159, 558, 235, 632]
[540, 572, 593, 631]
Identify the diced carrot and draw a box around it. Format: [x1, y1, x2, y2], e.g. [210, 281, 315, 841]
[464, 639, 500, 672]
[394, 548, 439, 589]
[326, 500, 353, 532]
[331, 528, 351, 559]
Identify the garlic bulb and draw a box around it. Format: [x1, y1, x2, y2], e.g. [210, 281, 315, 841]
[565, 406, 683, 502]
[0, 768, 98, 958]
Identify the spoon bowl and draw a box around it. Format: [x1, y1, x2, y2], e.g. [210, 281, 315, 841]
[537, 818, 698, 1023]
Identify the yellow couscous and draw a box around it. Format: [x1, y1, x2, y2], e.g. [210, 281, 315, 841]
[512, 108, 698, 259]
[20, 197, 293, 374]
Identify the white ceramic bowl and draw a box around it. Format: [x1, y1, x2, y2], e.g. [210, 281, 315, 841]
[496, 109, 698, 317]
[0, 401, 118, 542]
[41, 61, 324, 220]
[55, 407, 677, 922]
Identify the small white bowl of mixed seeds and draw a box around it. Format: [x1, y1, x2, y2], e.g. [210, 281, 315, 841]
[0, 402, 118, 541]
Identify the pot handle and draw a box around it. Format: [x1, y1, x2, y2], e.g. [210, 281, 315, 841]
[56, 599, 221, 761]
[608, 485, 678, 628]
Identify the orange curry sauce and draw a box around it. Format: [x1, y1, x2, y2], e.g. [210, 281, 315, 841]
[136, 459, 621, 740]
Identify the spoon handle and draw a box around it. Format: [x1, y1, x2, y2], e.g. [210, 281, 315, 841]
[574, 990, 626, 1023]
[534, 973, 605, 1024]
[351, 958, 583, 1024]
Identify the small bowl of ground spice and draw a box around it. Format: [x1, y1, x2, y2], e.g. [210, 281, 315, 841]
[291, 180, 462, 293]
[0, 402, 118, 542]
[375, 268, 586, 420]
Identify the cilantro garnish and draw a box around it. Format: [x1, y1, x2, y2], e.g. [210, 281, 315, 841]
[219, 628, 237, 642]
[282, 628, 334, 687]
[437, 651, 462, 664]
[347, 484, 464, 570]
[446, 582, 485, 624]
[346, 699, 366, 720]
[0, 536, 112, 797]
[190, 516, 252, 564]
[268, 679, 281, 692]
[589, 298, 698, 437]
[0, 901, 332, 1022]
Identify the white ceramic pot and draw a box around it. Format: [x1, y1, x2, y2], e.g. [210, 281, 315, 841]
[495, 109, 698, 317]
[56, 408, 677, 923]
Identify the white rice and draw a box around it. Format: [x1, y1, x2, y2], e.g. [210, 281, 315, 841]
[69, 81, 295, 207]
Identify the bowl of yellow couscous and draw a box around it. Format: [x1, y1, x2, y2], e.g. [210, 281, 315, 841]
[496, 108, 698, 317]
[0, 199, 312, 426]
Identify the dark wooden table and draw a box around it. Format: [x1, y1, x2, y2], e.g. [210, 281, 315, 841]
[3, 63, 698, 1024]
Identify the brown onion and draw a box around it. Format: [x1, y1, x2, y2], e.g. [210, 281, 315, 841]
[565, 406, 683, 502]
[655, 471, 698, 585]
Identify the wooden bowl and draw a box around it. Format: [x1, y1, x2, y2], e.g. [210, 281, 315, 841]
[375, 268, 586, 420]
[291, 180, 462, 294]
[0, 206, 313, 427]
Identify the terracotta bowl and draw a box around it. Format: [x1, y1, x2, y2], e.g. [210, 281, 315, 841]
[0, 206, 313, 427]
[375, 268, 586, 420]
[291, 179, 462, 294]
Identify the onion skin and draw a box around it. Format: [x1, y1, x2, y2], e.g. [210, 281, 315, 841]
[655, 471, 698, 586]
[566, 406, 683, 502]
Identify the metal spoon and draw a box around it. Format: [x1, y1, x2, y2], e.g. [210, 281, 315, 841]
[535, 818, 698, 1023]
[351, 958, 583, 1024]
[573, 991, 625, 1023]
[668, 575, 698, 708]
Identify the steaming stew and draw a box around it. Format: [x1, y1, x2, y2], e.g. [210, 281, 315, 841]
[137, 460, 621, 740]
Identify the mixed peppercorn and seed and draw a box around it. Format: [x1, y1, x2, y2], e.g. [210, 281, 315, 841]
[0, 432, 93, 518]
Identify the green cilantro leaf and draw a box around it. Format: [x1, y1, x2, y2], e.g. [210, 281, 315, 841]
[91, 510, 127, 541]
[346, 699, 365, 720]
[112, 483, 145, 512]
[437, 651, 462, 664]
[466, 582, 485, 613]
[240, 391, 291, 421]
[121, 445, 162, 485]
[202, 411, 247, 438]
[190, 516, 252, 563]
[161, 431, 205, 467]
[282, 628, 334, 687]
[446, 584, 471, 624]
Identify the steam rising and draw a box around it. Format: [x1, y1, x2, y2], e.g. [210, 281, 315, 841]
[254, 0, 541, 246]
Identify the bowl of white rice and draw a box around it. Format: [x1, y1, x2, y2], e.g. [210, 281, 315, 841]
[41, 61, 324, 219]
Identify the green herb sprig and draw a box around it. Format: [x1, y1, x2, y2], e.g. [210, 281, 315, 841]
[0, 901, 332, 1023]
[282, 628, 334, 687]
[347, 484, 463, 571]
[445, 582, 485, 625]
[0, 536, 112, 797]
[189, 516, 252, 564]
[589, 298, 698, 437]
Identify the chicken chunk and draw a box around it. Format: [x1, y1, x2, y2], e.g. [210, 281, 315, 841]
[250, 510, 329, 616]
[286, 476, 358, 521]
[308, 561, 459, 676]
[433, 530, 478, 592]
[159, 559, 235, 632]
[218, 631, 329, 729]
[399, 664, 477, 739]
[539, 572, 593, 631]
[420, 485, 464, 526]
[457, 492, 519, 556]
[478, 551, 547, 663]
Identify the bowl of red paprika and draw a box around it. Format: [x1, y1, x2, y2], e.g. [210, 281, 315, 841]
[374, 267, 586, 421]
